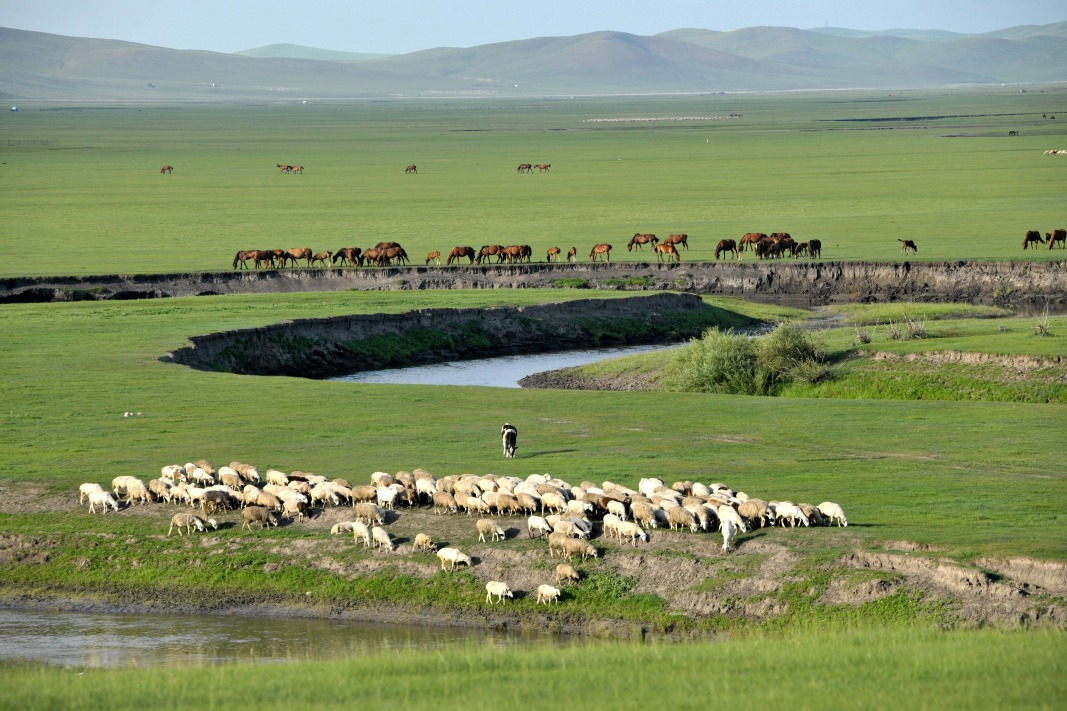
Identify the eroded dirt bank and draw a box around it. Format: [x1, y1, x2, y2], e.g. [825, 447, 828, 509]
[3, 260, 1065, 305]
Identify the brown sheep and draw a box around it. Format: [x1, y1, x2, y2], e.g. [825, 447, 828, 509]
[555, 563, 580, 586]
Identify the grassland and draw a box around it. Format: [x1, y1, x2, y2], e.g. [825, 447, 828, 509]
[1, 90, 1065, 704]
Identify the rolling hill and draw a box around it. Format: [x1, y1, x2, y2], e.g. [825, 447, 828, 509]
[1, 22, 1065, 101]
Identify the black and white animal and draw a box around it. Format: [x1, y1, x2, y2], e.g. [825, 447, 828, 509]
[501, 423, 518, 458]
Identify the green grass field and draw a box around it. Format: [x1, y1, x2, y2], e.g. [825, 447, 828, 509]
[1, 87, 1065, 277]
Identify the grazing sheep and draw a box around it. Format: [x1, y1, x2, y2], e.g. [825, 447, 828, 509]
[555, 563, 580, 586]
[283, 498, 309, 520]
[218, 469, 243, 491]
[161, 464, 185, 482]
[737, 499, 769, 528]
[536, 584, 561, 604]
[638, 477, 664, 498]
[561, 537, 598, 561]
[168, 512, 207, 536]
[148, 478, 173, 503]
[540, 491, 568, 515]
[721, 519, 737, 552]
[684, 504, 712, 532]
[241, 505, 278, 530]
[351, 521, 371, 547]
[817, 501, 848, 527]
[517, 492, 541, 515]
[412, 533, 437, 553]
[667, 506, 699, 532]
[798, 503, 825, 526]
[255, 491, 282, 512]
[606, 499, 629, 521]
[124, 480, 153, 506]
[630, 501, 659, 529]
[485, 580, 513, 604]
[437, 547, 472, 571]
[774, 502, 810, 528]
[465, 496, 491, 516]
[203, 489, 237, 514]
[78, 482, 104, 504]
[432, 491, 458, 515]
[265, 469, 289, 486]
[87, 490, 119, 514]
[354, 502, 386, 526]
[476, 518, 507, 542]
[371, 526, 396, 551]
[615, 520, 650, 547]
[527, 515, 553, 539]
[350, 485, 377, 504]
[716, 505, 749, 533]
[111, 475, 144, 497]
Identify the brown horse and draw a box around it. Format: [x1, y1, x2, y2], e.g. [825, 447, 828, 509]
[517, 163, 533, 173]
[738, 232, 766, 252]
[253, 250, 277, 269]
[332, 247, 362, 267]
[375, 241, 400, 250]
[160, 165, 173, 174]
[627, 233, 658, 252]
[446, 246, 476, 265]
[425, 251, 441, 266]
[807, 239, 822, 259]
[898, 239, 918, 255]
[289, 165, 303, 174]
[566, 247, 577, 263]
[535, 164, 551, 172]
[655, 243, 680, 262]
[361, 247, 384, 266]
[793, 243, 809, 259]
[405, 165, 417, 174]
[477, 245, 505, 264]
[590, 243, 612, 262]
[276, 164, 292, 173]
[233, 250, 257, 269]
[1047, 228, 1066, 249]
[285, 247, 313, 267]
[714, 239, 738, 260]
[310, 251, 332, 267]
[382, 246, 409, 265]
[546, 246, 562, 262]
[500, 245, 526, 264]
[664, 234, 689, 250]
[1023, 230, 1044, 249]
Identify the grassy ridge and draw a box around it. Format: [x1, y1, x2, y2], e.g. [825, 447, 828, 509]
[2, 88, 1065, 277]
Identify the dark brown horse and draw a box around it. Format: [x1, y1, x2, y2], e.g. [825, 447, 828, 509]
[332, 247, 362, 267]
[425, 251, 441, 266]
[590, 243, 612, 262]
[160, 165, 173, 174]
[253, 250, 277, 269]
[446, 246, 476, 265]
[627, 233, 658, 252]
[664, 234, 689, 250]
[517, 163, 533, 173]
[898, 239, 918, 255]
[232, 250, 257, 269]
[1023, 230, 1044, 249]
[405, 165, 417, 174]
[793, 242, 809, 259]
[1047, 228, 1066, 249]
[566, 247, 577, 263]
[807, 239, 822, 259]
[375, 241, 401, 250]
[655, 243, 680, 262]
[477, 245, 505, 264]
[381, 246, 409, 265]
[535, 164, 551, 172]
[714, 239, 738, 260]
[546, 246, 562, 262]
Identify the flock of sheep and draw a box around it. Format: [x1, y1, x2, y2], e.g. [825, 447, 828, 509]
[79, 461, 848, 607]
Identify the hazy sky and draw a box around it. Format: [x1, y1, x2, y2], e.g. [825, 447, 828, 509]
[2, 0, 1064, 54]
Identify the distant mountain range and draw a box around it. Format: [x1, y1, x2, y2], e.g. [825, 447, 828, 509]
[1, 22, 1065, 100]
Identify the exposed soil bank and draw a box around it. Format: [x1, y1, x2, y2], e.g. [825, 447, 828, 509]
[3, 260, 1065, 306]
[163, 293, 718, 378]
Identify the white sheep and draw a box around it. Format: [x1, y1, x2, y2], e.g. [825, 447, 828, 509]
[437, 547, 472, 571]
[412, 533, 437, 553]
[87, 490, 119, 514]
[615, 520, 649, 547]
[817, 501, 848, 527]
[476, 518, 506, 542]
[721, 518, 737, 552]
[371, 526, 396, 551]
[716, 504, 749, 533]
[265, 469, 289, 486]
[774, 502, 810, 528]
[78, 482, 104, 504]
[527, 515, 553, 539]
[330, 521, 356, 535]
[111, 475, 143, 497]
[536, 584, 561, 604]
[125, 480, 153, 506]
[351, 521, 371, 548]
[168, 512, 206, 536]
[606, 499, 629, 520]
[485, 580, 513, 604]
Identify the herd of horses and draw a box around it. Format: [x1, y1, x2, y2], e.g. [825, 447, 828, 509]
[516, 163, 551, 173]
[1023, 229, 1067, 250]
[232, 243, 409, 270]
[711, 233, 822, 261]
[275, 164, 304, 174]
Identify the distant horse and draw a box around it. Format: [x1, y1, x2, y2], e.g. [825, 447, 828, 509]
[655, 243, 680, 262]
[332, 247, 362, 267]
[1047, 228, 1066, 249]
[289, 165, 303, 174]
[446, 246, 476, 265]
[663, 234, 689, 250]
[1022, 230, 1044, 249]
[160, 165, 173, 174]
[405, 165, 417, 174]
[807, 239, 822, 259]
[627, 233, 658, 252]
[477, 245, 505, 265]
[276, 164, 292, 173]
[535, 164, 551, 172]
[546, 246, 562, 262]
[310, 251, 332, 267]
[501, 423, 517, 458]
[590, 243, 612, 262]
[714, 239, 738, 260]
[517, 163, 533, 173]
[232, 250, 257, 269]
[566, 247, 577, 263]
[898, 239, 918, 255]
[284, 247, 313, 267]
[792, 242, 809, 259]
[738, 232, 765, 252]
[425, 251, 441, 266]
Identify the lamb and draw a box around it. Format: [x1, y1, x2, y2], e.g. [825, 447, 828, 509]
[87, 490, 119, 514]
[168, 512, 207, 536]
[437, 547, 473, 571]
[485, 580, 513, 604]
[432, 491, 458, 515]
[476, 518, 507, 542]
[411, 533, 437, 553]
[817, 501, 848, 527]
[376, 486, 398, 510]
[602, 513, 622, 540]
[715, 504, 749, 533]
[721, 518, 737, 553]
[555, 563, 580, 586]
[371, 526, 396, 551]
[330, 521, 357, 535]
[351, 521, 371, 547]
[615, 520, 649, 547]
[536, 584, 561, 604]
[527, 515, 553, 539]
[241, 505, 278, 530]
[78, 482, 104, 504]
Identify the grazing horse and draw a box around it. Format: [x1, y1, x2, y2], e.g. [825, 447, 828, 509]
[253, 250, 277, 269]
[477, 245, 505, 264]
[1047, 228, 1066, 249]
[898, 239, 918, 255]
[655, 243, 680, 262]
[517, 163, 533, 173]
[500, 245, 526, 264]
[714, 239, 738, 260]
[285, 247, 313, 267]
[566, 247, 577, 263]
[382, 246, 409, 265]
[446, 246, 476, 265]
[627, 233, 658, 252]
[807, 239, 822, 259]
[501, 423, 517, 458]
[375, 241, 400, 250]
[362, 247, 384, 266]
[1023, 230, 1044, 249]
[232, 250, 257, 269]
[332, 247, 362, 267]
[405, 165, 417, 174]
[535, 164, 551, 172]
[793, 242, 809, 259]
[546, 246, 562, 262]
[739, 232, 766, 252]
[310, 251, 332, 267]
[160, 165, 173, 174]
[425, 251, 441, 266]
[589, 243, 612, 262]
[664, 234, 689, 250]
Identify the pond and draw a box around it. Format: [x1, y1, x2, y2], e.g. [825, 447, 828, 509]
[0, 608, 553, 668]
[331, 342, 682, 388]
